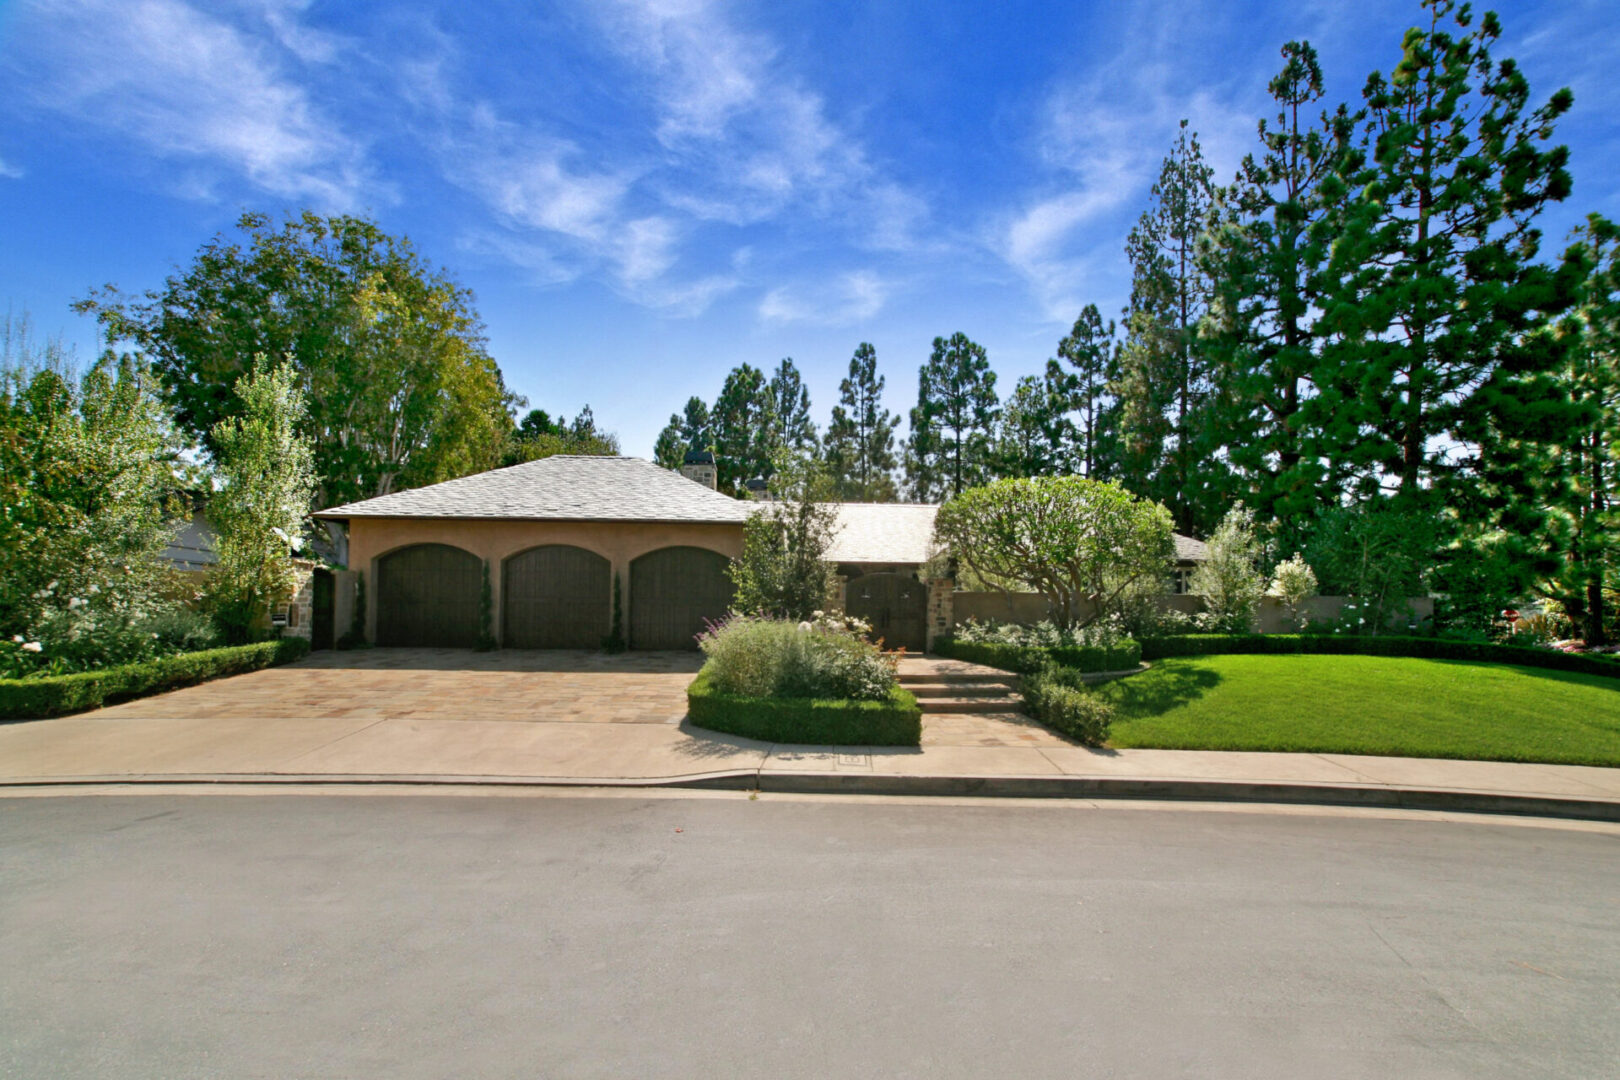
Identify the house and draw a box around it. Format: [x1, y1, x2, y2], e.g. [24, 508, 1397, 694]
[314, 455, 1210, 652]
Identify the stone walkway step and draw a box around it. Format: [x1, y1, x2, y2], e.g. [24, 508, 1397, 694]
[903, 682, 1021, 698]
[914, 696, 1029, 714]
[898, 671, 1018, 687]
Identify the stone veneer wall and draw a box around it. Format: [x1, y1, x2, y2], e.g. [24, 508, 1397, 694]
[926, 576, 954, 651]
[279, 558, 317, 640]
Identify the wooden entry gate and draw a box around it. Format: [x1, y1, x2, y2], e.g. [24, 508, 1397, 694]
[846, 572, 927, 653]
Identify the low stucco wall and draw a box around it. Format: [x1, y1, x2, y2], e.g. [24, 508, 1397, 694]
[344, 517, 745, 646]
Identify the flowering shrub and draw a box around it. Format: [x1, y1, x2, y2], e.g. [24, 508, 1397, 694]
[2, 590, 222, 679]
[697, 616, 898, 701]
[955, 617, 1130, 650]
[1266, 553, 1319, 631]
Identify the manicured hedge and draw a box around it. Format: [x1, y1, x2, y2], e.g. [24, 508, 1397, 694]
[0, 638, 312, 721]
[931, 635, 1142, 675]
[686, 667, 922, 746]
[1139, 634, 1620, 679]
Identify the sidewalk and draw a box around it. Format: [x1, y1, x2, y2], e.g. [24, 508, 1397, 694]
[4, 706, 1620, 820]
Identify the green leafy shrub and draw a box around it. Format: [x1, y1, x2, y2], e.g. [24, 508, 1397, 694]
[1021, 665, 1115, 745]
[1138, 634, 1620, 679]
[686, 668, 921, 746]
[0, 638, 311, 720]
[1189, 504, 1264, 633]
[697, 616, 898, 701]
[933, 630, 1141, 674]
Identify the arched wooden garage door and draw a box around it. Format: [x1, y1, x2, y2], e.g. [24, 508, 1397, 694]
[375, 543, 481, 648]
[502, 545, 611, 649]
[846, 572, 927, 653]
[630, 546, 735, 650]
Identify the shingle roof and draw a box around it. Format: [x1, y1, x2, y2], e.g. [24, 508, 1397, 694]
[313, 456, 753, 524]
[1174, 533, 1208, 563]
[824, 503, 944, 565]
[820, 502, 1209, 565]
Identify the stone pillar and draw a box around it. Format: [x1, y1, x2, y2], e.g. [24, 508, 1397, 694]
[925, 575, 954, 653]
[279, 558, 317, 640]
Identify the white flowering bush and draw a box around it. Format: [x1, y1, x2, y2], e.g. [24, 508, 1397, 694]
[697, 616, 898, 701]
[1266, 553, 1319, 630]
[1189, 504, 1265, 633]
[955, 617, 1131, 650]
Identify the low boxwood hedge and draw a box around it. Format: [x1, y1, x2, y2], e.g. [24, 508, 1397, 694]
[931, 635, 1142, 675]
[0, 638, 312, 721]
[686, 667, 922, 746]
[1139, 633, 1620, 679]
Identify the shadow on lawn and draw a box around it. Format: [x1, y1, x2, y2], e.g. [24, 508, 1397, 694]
[1101, 662, 1223, 717]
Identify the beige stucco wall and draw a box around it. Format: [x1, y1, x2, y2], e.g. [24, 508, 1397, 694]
[343, 517, 745, 646]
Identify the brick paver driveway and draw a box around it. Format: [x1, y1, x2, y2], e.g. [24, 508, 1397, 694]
[90, 649, 706, 725]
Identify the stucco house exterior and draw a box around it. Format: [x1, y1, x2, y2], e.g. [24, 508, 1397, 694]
[313, 454, 1212, 652]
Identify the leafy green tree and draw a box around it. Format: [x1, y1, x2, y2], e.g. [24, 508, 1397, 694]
[1523, 216, 1620, 645]
[824, 342, 898, 501]
[766, 358, 818, 457]
[728, 456, 840, 621]
[74, 211, 517, 515]
[712, 364, 774, 495]
[1317, 1, 1574, 504]
[206, 359, 317, 643]
[933, 475, 1176, 628]
[904, 332, 999, 500]
[1057, 304, 1121, 478]
[995, 362, 1077, 478]
[0, 321, 184, 648]
[1305, 502, 1437, 634]
[1188, 504, 1266, 632]
[1203, 41, 1360, 526]
[504, 405, 619, 466]
[1116, 121, 1224, 533]
[653, 417, 687, 470]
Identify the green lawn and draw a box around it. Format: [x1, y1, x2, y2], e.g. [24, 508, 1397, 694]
[1092, 654, 1620, 767]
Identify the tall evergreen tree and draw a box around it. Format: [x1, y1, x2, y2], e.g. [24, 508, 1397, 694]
[1116, 121, 1223, 533]
[653, 417, 685, 470]
[1056, 304, 1121, 478]
[995, 362, 1077, 478]
[679, 396, 712, 452]
[712, 364, 774, 495]
[765, 357, 817, 457]
[824, 342, 898, 501]
[1203, 41, 1360, 527]
[1318, 0, 1574, 505]
[904, 332, 999, 500]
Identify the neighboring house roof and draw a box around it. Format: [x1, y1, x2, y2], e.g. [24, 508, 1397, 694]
[313, 455, 753, 524]
[824, 503, 944, 565]
[1174, 533, 1208, 563]
[159, 513, 219, 571]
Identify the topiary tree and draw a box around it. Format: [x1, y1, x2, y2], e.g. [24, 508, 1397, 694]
[933, 475, 1176, 629]
[1189, 504, 1266, 632]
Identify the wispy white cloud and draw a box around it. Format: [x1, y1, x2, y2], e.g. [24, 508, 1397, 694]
[10, 0, 376, 209]
[0, 158, 22, 180]
[758, 270, 890, 326]
[995, 14, 1263, 322]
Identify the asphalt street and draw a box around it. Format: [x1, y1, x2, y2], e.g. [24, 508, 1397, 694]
[2, 791, 1617, 1079]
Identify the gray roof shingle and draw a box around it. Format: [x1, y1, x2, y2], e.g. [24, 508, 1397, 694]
[313, 456, 753, 524]
[825, 503, 943, 565]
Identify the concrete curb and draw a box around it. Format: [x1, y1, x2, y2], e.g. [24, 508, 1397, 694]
[3, 769, 1618, 822]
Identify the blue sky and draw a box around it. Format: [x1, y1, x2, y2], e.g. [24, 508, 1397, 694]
[2, 0, 1618, 458]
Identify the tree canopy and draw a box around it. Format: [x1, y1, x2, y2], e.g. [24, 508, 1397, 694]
[74, 211, 517, 511]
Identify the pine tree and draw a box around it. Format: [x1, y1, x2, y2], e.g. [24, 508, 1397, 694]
[653, 417, 685, 469]
[1319, 0, 1574, 505]
[711, 365, 773, 495]
[680, 397, 712, 452]
[1056, 304, 1120, 478]
[824, 342, 898, 501]
[1116, 121, 1223, 533]
[765, 358, 817, 457]
[1203, 41, 1359, 528]
[995, 362, 1076, 478]
[904, 332, 999, 500]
